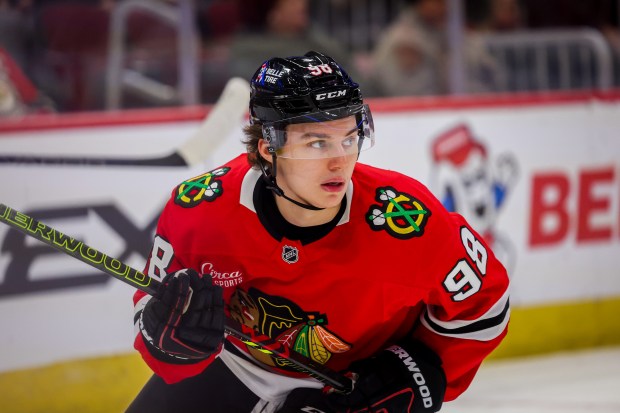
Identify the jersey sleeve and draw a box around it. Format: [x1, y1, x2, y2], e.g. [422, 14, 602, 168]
[131, 194, 217, 384]
[412, 210, 510, 402]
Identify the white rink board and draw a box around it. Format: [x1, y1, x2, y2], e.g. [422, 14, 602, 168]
[0, 96, 619, 371]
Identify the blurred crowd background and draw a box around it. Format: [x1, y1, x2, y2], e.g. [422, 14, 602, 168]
[1, 0, 619, 115]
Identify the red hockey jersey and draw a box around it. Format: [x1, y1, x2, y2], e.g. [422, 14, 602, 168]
[133, 154, 510, 401]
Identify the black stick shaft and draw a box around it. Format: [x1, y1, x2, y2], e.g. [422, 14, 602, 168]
[0, 203, 352, 392]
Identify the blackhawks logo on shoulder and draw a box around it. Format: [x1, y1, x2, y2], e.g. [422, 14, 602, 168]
[175, 167, 230, 207]
[366, 186, 431, 239]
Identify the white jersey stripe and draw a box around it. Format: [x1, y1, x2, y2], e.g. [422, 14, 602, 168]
[133, 294, 152, 336]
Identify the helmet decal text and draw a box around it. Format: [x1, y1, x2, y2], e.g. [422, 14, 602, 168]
[308, 64, 333, 76]
[315, 90, 347, 100]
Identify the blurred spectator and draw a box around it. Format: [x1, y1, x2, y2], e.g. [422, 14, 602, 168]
[369, 0, 510, 96]
[466, 0, 524, 32]
[225, 0, 363, 91]
[486, 0, 524, 32]
[369, 0, 448, 97]
[462, 0, 523, 93]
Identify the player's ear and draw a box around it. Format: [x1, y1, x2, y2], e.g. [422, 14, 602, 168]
[257, 138, 272, 163]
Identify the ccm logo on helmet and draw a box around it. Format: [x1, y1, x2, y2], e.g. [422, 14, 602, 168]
[315, 90, 347, 100]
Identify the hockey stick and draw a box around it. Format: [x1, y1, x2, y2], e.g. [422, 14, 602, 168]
[0, 77, 250, 167]
[0, 203, 353, 392]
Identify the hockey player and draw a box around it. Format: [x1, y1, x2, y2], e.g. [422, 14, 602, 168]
[126, 51, 510, 412]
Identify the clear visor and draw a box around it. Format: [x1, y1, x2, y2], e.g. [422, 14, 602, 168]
[262, 104, 374, 159]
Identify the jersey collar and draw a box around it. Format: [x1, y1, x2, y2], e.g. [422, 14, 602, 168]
[239, 168, 352, 244]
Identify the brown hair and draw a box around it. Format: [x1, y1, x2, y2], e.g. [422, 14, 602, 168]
[242, 123, 268, 170]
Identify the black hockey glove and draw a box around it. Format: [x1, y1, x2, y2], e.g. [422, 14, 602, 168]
[139, 269, 225, 363]
[278, 341, 446, 413]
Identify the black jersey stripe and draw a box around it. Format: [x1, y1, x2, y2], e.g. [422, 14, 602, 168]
[134, 309, 142, 325]
[424, 299, 510, 336]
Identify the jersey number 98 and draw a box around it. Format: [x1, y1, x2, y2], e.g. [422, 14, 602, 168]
[443, 227, 488, 302]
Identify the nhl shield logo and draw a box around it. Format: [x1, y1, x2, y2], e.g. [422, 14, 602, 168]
[282, 245, 299, 264]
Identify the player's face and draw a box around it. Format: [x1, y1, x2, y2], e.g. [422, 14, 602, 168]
[260, 116, 358, 219]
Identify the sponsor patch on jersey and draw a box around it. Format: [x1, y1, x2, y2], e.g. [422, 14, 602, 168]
[366, 186, 431, 239]
[200, 261, 243, 288]
[174, 167, 230, 208]
[229, 287, 351, 368]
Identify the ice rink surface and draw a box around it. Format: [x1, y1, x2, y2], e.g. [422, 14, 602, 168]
[442, 346, 620, 413]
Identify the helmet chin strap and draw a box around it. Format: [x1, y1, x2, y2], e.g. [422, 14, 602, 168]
[258, 154, 325, 211]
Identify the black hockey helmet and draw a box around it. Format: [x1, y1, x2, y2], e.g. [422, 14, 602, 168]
[249, 50, 363, 123]
[249, 51, 374, 159]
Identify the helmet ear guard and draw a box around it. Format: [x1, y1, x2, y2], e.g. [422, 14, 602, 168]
[262, 125, 278, 155]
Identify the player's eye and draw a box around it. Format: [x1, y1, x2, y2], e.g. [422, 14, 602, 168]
[309, 140, 328, 149]
[342, 136, 356, 148]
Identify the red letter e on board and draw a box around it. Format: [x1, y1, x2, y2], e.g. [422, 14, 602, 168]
[577, 167, 614, 242]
